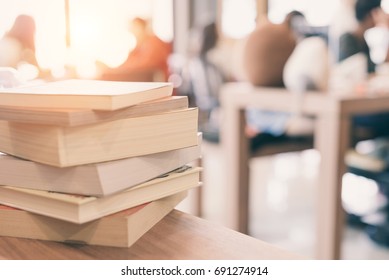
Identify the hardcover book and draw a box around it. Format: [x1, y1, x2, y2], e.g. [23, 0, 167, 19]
[0, 135, 201, 196]
[0, 79, 173, 110]
[0, 191, 187, 247]
[0, 166, 201, 224]
[0, 108, 198, 167]
[0, 96, 188, 127]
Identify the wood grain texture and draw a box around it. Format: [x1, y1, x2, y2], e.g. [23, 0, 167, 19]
[0, 210, 303, 260]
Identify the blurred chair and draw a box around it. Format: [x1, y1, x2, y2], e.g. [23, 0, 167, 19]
[223, 112, 313, 233]
[196, 89, 314, 221]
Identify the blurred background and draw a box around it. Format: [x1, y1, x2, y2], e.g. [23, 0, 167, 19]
[2, 0, 389, 259]
[1, 0, 388, 82]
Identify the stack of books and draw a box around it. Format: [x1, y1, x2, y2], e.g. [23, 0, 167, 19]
[0, 79, 201, 247]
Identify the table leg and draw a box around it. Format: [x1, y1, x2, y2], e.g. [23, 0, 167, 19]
[314, 113, 350, 259]
[222, 105, 250, 233]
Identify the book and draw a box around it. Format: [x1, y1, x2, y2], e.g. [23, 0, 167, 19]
[0, 191, 187, 247]
[0, 134, 201, 196]
[0, 108, 198, 167]
[0, 166, 201, 224]
[0, 96, 188, 127]
[0, 79, 173, 110]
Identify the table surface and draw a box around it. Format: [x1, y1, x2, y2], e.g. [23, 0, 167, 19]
[0, 210, 302, 260]
[221, 82, 389, 116]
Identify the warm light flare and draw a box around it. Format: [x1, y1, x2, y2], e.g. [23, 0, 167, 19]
[0, 0, 173, 79]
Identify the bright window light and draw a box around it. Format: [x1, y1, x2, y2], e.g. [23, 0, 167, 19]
[0, 0, 173, 78]
[383, 0, 389, 13]
[221, 0, 256, 38]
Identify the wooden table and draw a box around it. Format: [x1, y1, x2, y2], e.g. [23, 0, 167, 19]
[221, 82, 389, 260]
[0, 210, 301, 260]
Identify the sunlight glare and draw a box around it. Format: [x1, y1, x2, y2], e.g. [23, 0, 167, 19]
[0, 0, 173, 79]
[222, 0, 256, 38]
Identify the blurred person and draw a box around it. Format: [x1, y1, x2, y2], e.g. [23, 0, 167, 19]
[0, 14, 42, 85]
[338, 0, 388, 73]
[243, 12, 298, 87]
[98, 17, 171, 82]
[337, 0, 389, 140]
[337, 0, 389, 238]
[329, 0, 358, 61]
[183, 21, 226, 142]
[243, 11, 311, 142]
[284, 10, 308, 41]
[0, 14, 38, 68]
[187, 22, 223, 115]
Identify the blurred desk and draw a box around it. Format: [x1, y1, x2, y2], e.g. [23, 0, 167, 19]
[0, 210, 301, 260]
[221, 82, 389, 260]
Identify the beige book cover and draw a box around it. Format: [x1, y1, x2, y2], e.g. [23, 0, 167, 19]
[0, 79, 173, 110]
[0, 166, 201, 224]
[0, 96, 188, 126]
[0, 108, 198, 167]
[0, 134, 201, 196]
[0, 191, 187, 247]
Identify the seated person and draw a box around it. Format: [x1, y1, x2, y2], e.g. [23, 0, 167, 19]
[243, 14, 297, 87]
[0, 14, 47, 83]
[338, 0, 389, 235]
[0, 14, 38, 68]
[339, 0, 389, 139]
[338, 0, 382, 73]
[97, 17, 171, 82]
[243, 12, 302, 142]
[186, 22, 225, 142]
